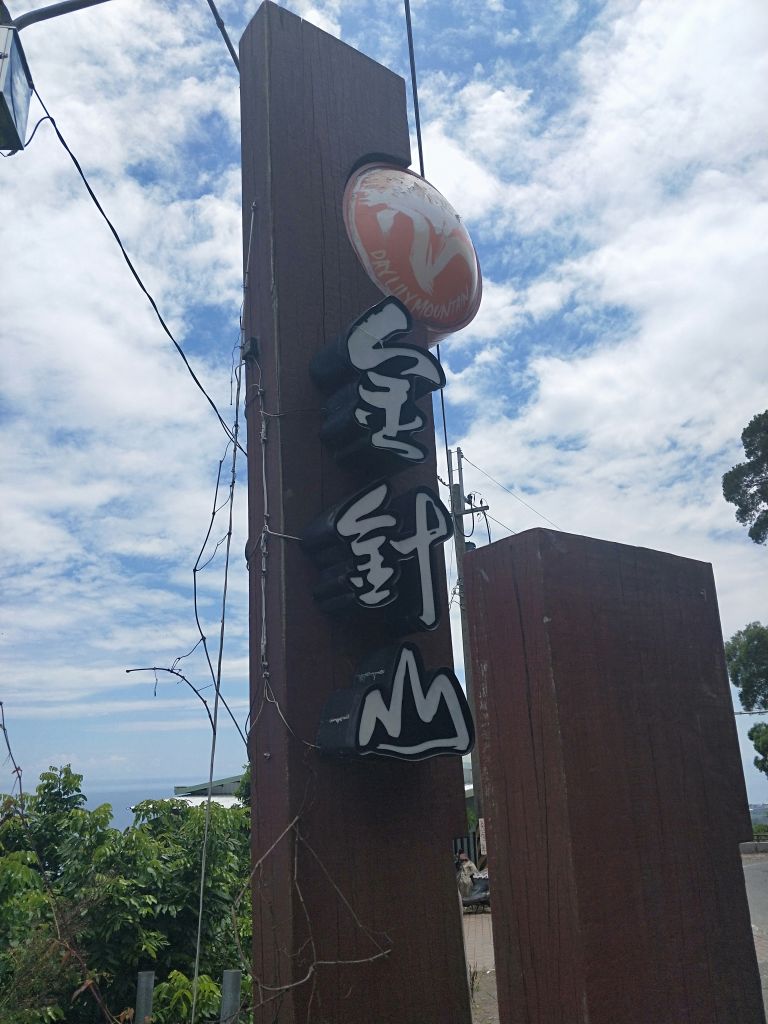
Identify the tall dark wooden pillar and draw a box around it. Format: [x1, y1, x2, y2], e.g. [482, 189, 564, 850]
[464, 528, 763, 1024]
[240, 5, 471, 1022]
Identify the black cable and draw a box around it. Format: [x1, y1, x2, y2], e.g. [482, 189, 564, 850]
[403, 0, 425, 178]
[24, 114, 52, 146]
[32, 88, 245, 457]
[462, 454, 560, 530]
[460, 494, 476, 539]
[481, 509, 493, 544]
[0, 114, 53, 156]
[203, 0, 240, 73]
[436, 365, 453, 498]
[402, 0, 453, 491]
[486, 511, 516, 536]
[481, 510, 492, 544]
[472, 492, 492, 544]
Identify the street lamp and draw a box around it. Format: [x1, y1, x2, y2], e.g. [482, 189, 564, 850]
[0, 0, 114, 151]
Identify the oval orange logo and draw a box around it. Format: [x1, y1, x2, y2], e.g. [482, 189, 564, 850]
[343, 164, 482, 340]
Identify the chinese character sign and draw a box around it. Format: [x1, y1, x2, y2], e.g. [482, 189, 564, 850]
[304, 249, 479, 759]
[316, 643, 474, 761]
[302, 482, 452, 633]
[310, 297, 445, 471]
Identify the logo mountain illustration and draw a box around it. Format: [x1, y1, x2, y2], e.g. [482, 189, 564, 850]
[343, 163, 482, 335]
[395, 210, 472, 297]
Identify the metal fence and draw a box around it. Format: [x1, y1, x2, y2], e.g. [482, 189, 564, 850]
[134, 969, 242, 1024]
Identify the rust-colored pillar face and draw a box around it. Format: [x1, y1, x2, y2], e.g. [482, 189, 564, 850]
[464, 529, 763, 1024]
[240, 5, 471, 1023]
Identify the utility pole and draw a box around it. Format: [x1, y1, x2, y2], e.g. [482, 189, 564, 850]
[449, 445, 486, 825]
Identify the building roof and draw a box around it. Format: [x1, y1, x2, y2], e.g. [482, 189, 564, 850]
[174, 774, 242, 797]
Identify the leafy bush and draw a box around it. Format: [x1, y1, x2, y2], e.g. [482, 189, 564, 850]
[0, 766, 251, 1022]
[152, 970, 221, 1023]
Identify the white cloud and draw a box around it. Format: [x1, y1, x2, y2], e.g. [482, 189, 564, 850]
[495, 29, 521, 46]
[2, 0, 766, 804]
[446, 278, 524, 347]
[1, 2, 249, 792]
[291, 0, 342, 37]
[523, 276, 572, 319]
[419, 121, 507, 221]
[420, 0, 768, 801]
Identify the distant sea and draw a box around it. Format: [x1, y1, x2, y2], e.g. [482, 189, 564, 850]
[85, 782, 178, 831]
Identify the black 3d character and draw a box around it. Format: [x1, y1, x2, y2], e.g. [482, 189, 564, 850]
[302, 481, 452, 633]
[310, 297, 445, 472]
[316, 642, 475, 761]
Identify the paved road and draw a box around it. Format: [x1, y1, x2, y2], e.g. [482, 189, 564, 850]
[462, 911, 498, 1024]
[744, 854, 768, 1009]
[744, 854, 768, 932]
[464, 855, 768, 1024]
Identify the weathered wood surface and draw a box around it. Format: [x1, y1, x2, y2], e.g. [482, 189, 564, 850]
[240, 5, 471, 1022]
[464, 528, 762, 1024]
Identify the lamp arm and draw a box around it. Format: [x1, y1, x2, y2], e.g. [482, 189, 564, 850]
[11, 0, 115, 32]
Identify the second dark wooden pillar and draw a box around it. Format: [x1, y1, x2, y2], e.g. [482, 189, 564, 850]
[464, 528, 762, 1024]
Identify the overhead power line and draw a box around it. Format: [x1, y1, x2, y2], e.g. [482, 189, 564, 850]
[403, 0, 424, 179]
[462, 454, 561, 530]
[32, 88, 245, 456]
[485, 511, 516, 537]
[401, 0, 453, 510]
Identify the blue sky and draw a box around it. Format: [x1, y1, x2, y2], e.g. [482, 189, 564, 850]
[1, 0, 767, 803]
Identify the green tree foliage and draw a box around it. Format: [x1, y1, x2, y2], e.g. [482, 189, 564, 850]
[725, 622, 768, 712]
[722, 410, 768, 544]
[0, 766, 252, 1023]
[152, 971, 222, 1024]
[749, 723, 768, 778]
[235, 764, 251, 808]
